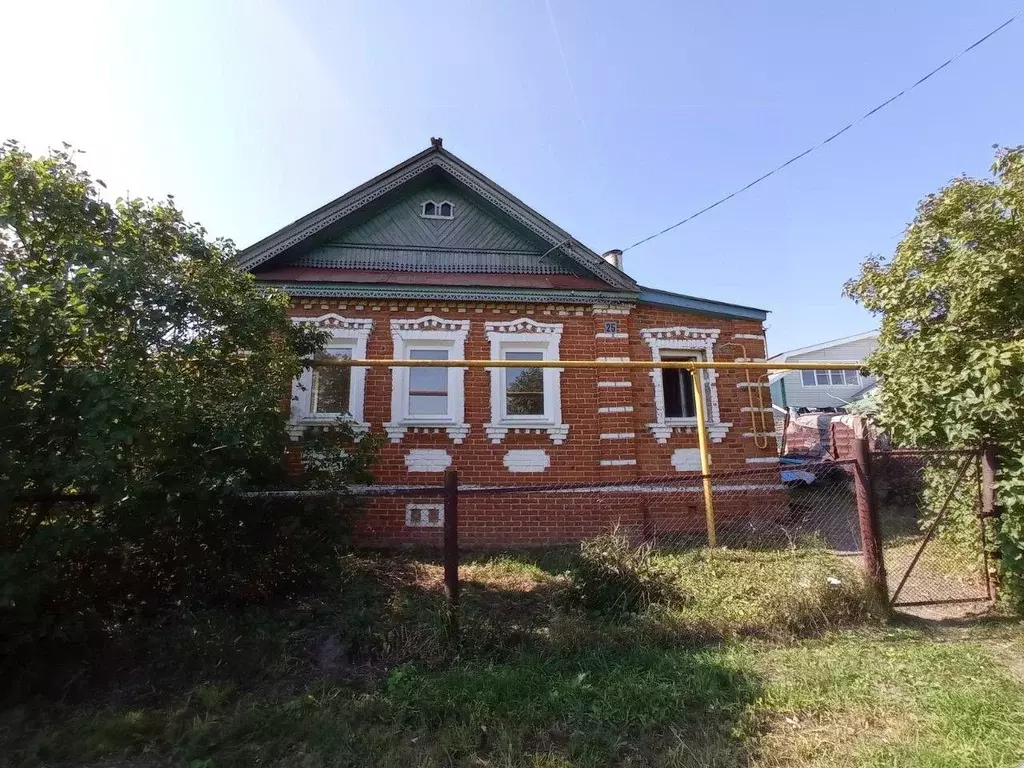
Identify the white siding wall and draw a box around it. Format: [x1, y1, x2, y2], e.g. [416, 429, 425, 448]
[776, 337, 878, 409]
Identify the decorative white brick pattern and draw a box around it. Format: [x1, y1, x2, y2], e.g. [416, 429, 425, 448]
[503, 449, 551, 473]
[597, 381, 632, 388]
[745, 457, 781, 463]
[596, 356, 630, 362]
[599, 432, 635, 440]
[598, 405, 634, 414]
[599, 459, 637, 466]
[671, 448, 703, 472]
[404, 449, 452, 473]
[595, 332, 629, 339]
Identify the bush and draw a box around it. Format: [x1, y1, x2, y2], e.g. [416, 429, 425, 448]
[0, 142, 381, 658]
[566, 526, 692, 616]
[843, 144, 1024, 607]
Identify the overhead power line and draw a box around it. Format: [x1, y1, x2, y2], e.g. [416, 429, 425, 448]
[623, 14, 1019, 253]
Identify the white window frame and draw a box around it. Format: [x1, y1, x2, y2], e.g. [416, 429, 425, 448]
[385, 316, 470, 443]
[289, 314, 373, 439]
[420, 199, 455, 220]
[484, 318, 568, 444]
[800, 368, 861, 387]
[641, 325, 731, 444]
[658, 350, 702, 419]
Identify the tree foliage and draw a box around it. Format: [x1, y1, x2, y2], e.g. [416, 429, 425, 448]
[844, 145, 1024, 604]
[0, 141, 378, 652]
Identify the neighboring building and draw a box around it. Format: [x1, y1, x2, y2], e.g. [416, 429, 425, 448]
[237, 139, 778, 545]
[769, 331, 878, 411]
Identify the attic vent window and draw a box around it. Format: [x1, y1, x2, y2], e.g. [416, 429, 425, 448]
[420, 200, 454, 220]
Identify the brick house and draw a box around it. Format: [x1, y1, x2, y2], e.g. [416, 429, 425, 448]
[238, 139, 777, 545]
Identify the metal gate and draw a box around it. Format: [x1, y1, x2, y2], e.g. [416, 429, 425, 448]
[871, 449, 993, 609]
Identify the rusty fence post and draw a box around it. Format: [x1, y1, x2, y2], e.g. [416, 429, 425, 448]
[443, 468, 460, 632]
[980, 445, 1000, 599]
[852, 418, 887, 605]
[981, 445, 999, 520]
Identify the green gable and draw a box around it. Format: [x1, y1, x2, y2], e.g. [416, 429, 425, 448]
[289, 182, 586, 276]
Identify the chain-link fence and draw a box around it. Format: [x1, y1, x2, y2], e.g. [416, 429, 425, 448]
[454, 460, 861, 552]
[871, 449, 993, 608]
[353, 448, 996, 616]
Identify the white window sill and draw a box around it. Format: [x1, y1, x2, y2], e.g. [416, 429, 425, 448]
[485, 421, 570, 445]
[384, 420, 470, 444]
[648, 421, 731, 444]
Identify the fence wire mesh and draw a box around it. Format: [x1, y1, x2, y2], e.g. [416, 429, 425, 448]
[871, 450, 992, 607]
[425, 461, 867, 616]
[457, 461, 862, 553]
[354, 450, 995, 614]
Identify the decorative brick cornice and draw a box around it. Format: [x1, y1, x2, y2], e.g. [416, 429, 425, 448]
[292, 313, 374, 332]
[484, 317, 563, 335]
[390, 316, 470, 335]
[640, 325, 721, 342]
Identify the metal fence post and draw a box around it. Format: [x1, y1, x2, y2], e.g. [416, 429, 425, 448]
[981, 445, 999, 520]
[851, 418, 887, 604]
[980, 444, 999, 599]
[443, 468, 460, 627]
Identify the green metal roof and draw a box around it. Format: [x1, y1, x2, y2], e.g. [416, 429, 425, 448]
[638, 286, 768, 321]
[268, 282, 637, 305]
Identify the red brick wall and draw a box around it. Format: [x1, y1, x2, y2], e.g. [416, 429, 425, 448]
[287, 298, 782, 545]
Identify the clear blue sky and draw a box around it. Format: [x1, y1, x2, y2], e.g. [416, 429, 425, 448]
[3, 1, 1021, 353]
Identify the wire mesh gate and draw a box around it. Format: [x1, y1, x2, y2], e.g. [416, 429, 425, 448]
[871, 449, 994, 608]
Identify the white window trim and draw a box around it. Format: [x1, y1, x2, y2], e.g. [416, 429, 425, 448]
[800, 368, 862, 387]
[641, 325, 731, 444]
[420, 199, 455, 220]
[289, 315, 373, 440]
[385, 316, 470, 443]
[484, 318, 569, 444]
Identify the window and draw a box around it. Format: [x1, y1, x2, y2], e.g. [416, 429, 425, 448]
[420, 200, 454, 219]
[386, 317, 470, 443]
[484, 319, 568, 444]
[408, 348, 449, 415]
[801, 369, 860, 387]
[660, 352, 697, 418]
[290, 315, 373, 437]
[641, 325, 730, 444]
[311, 349, 352, 414]
[504, 350, 545, 416]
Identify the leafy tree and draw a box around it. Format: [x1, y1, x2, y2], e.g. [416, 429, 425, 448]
[0, 141, 378, 652]
[844, 145, 1024, 605]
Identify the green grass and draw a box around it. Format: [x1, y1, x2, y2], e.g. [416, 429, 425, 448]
[3, 549, 1023, 768]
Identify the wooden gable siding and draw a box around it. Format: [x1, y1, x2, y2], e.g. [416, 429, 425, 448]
[335, 184, 540, 253]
